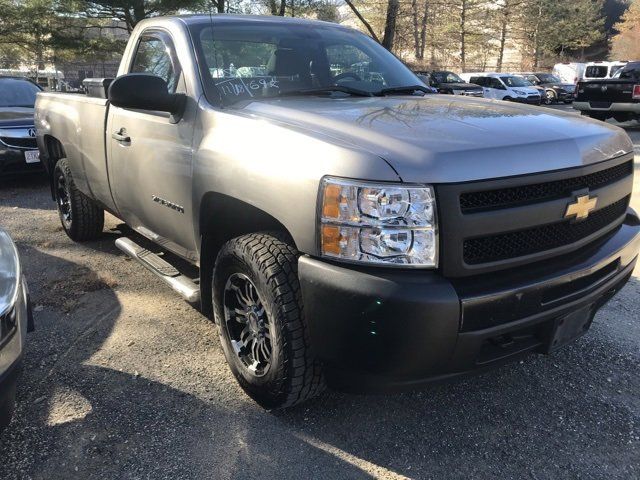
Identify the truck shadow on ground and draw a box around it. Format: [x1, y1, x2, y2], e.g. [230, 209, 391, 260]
[0, 173, 49, 209]
[1, 239, 637, 479]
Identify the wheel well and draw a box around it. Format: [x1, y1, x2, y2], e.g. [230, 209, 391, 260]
[43, 135, 66, 199]
[198, 192, 296, 318]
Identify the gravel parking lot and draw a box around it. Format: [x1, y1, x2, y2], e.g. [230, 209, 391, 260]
[0, 105, 638, 480]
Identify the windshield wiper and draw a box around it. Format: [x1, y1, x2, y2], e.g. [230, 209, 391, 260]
[278, 86, 374, 98]
[377, 85, 431, 96]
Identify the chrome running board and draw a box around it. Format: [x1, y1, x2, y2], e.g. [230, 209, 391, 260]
[115, 237, 200, 303]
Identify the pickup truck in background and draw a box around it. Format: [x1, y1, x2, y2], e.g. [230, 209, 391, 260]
[574, 61, 640, 122]
[35, 15, 640, 409]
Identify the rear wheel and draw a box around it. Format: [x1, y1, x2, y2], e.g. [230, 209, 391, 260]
[544, 89, 556, 105]
[213, 233, 324, 409]
[54, 159, 104, 241]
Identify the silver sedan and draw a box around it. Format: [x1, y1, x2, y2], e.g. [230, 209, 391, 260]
[0, 228, 32, 430]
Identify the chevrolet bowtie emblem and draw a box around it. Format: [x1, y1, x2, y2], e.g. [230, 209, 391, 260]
[565, 194, 597, 221]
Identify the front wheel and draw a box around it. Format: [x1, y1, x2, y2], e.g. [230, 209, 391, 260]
[213, 233, 325, 409]
[53, 159, 104, 241]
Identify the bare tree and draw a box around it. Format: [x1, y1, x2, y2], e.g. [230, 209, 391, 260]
[382, 0, 400, 50]
[411, 0, 429, 60]
[344, 0, 381, 43]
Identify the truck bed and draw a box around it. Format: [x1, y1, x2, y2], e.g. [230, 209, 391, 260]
[576, 79, 637, 105]
[35, 92, 115, 212]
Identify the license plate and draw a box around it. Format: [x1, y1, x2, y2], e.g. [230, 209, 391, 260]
[25, 150, 40, 164]
[548, 306, 593, 352]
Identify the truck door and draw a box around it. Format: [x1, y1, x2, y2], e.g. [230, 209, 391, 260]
[107, 29, 196, 261]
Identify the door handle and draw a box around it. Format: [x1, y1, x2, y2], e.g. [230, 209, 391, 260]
[112, 128, 131, 145]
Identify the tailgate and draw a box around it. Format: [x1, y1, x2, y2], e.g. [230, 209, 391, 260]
[577, 81, 635, 103]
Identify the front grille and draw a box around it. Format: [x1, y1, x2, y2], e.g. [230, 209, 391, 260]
[460, 160, 633, 213]
[0, 136, 37, 149]
[463, 196, 629, 265]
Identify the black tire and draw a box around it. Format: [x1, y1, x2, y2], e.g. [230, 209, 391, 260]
[503, 96, 513, 102]
[213, 233, 325, 409]
[53, 158, 104, 241]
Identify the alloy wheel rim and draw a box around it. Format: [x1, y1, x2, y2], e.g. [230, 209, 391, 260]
[223, 273, 273, 377]
[56, 173, 72, 227]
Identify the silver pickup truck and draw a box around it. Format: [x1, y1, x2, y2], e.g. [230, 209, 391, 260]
[35, 14, 640, 409]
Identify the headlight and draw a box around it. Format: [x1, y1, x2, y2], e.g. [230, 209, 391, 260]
[513, 90, 527, 95]
[0, 229, 20, 321]
[319, 177, 437, 267]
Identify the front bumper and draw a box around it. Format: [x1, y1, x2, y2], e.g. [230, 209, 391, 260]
[514, 96, 542, 105]
[0, 147, 43, 176]
[0, 278, 30, 429]
[299, 210, 640, 393]
[573, 101, 640, 113]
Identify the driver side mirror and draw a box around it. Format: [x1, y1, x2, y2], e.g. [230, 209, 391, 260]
[108, 74, 185, 116]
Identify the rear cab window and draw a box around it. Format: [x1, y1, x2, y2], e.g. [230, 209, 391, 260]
[585, 66, 608, 78]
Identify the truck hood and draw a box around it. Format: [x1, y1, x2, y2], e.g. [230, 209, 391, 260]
[241, 95, 632, 183]
[0, 107, 35, 127]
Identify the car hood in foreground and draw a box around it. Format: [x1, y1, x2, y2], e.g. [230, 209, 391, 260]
[241, 95, 632, 183]
[0, 107, 35, 127]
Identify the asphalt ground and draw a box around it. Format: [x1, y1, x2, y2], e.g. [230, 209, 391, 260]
[0, 104, 638, 479]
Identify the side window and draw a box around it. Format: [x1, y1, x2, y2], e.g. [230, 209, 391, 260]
[490, 78, 503, 89]
[131, 33, 181, 93]
[472, 77, 485, 86]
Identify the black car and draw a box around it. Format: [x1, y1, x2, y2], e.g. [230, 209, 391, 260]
[0, 77, 43, 176]
[416, 70, 483, 97]
[521, 73, 575, 104]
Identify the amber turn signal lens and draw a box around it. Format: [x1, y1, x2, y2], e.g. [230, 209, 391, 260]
[321, 225, 342, 255]
[322, 184, 342, 219]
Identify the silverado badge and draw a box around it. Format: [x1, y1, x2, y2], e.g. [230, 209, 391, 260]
[565, 194, 597, 221]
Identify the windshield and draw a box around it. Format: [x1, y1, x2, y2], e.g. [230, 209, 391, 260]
[500, 76, 531, 87]
[536, 74, 561, 83]
[191, 22, 422, 105]
[432, 71, 463, 84]
[0, 78, 40, 108]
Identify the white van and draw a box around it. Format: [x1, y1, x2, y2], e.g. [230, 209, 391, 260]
[461, 73, 541, 104]
[552, 63, 586, 84]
